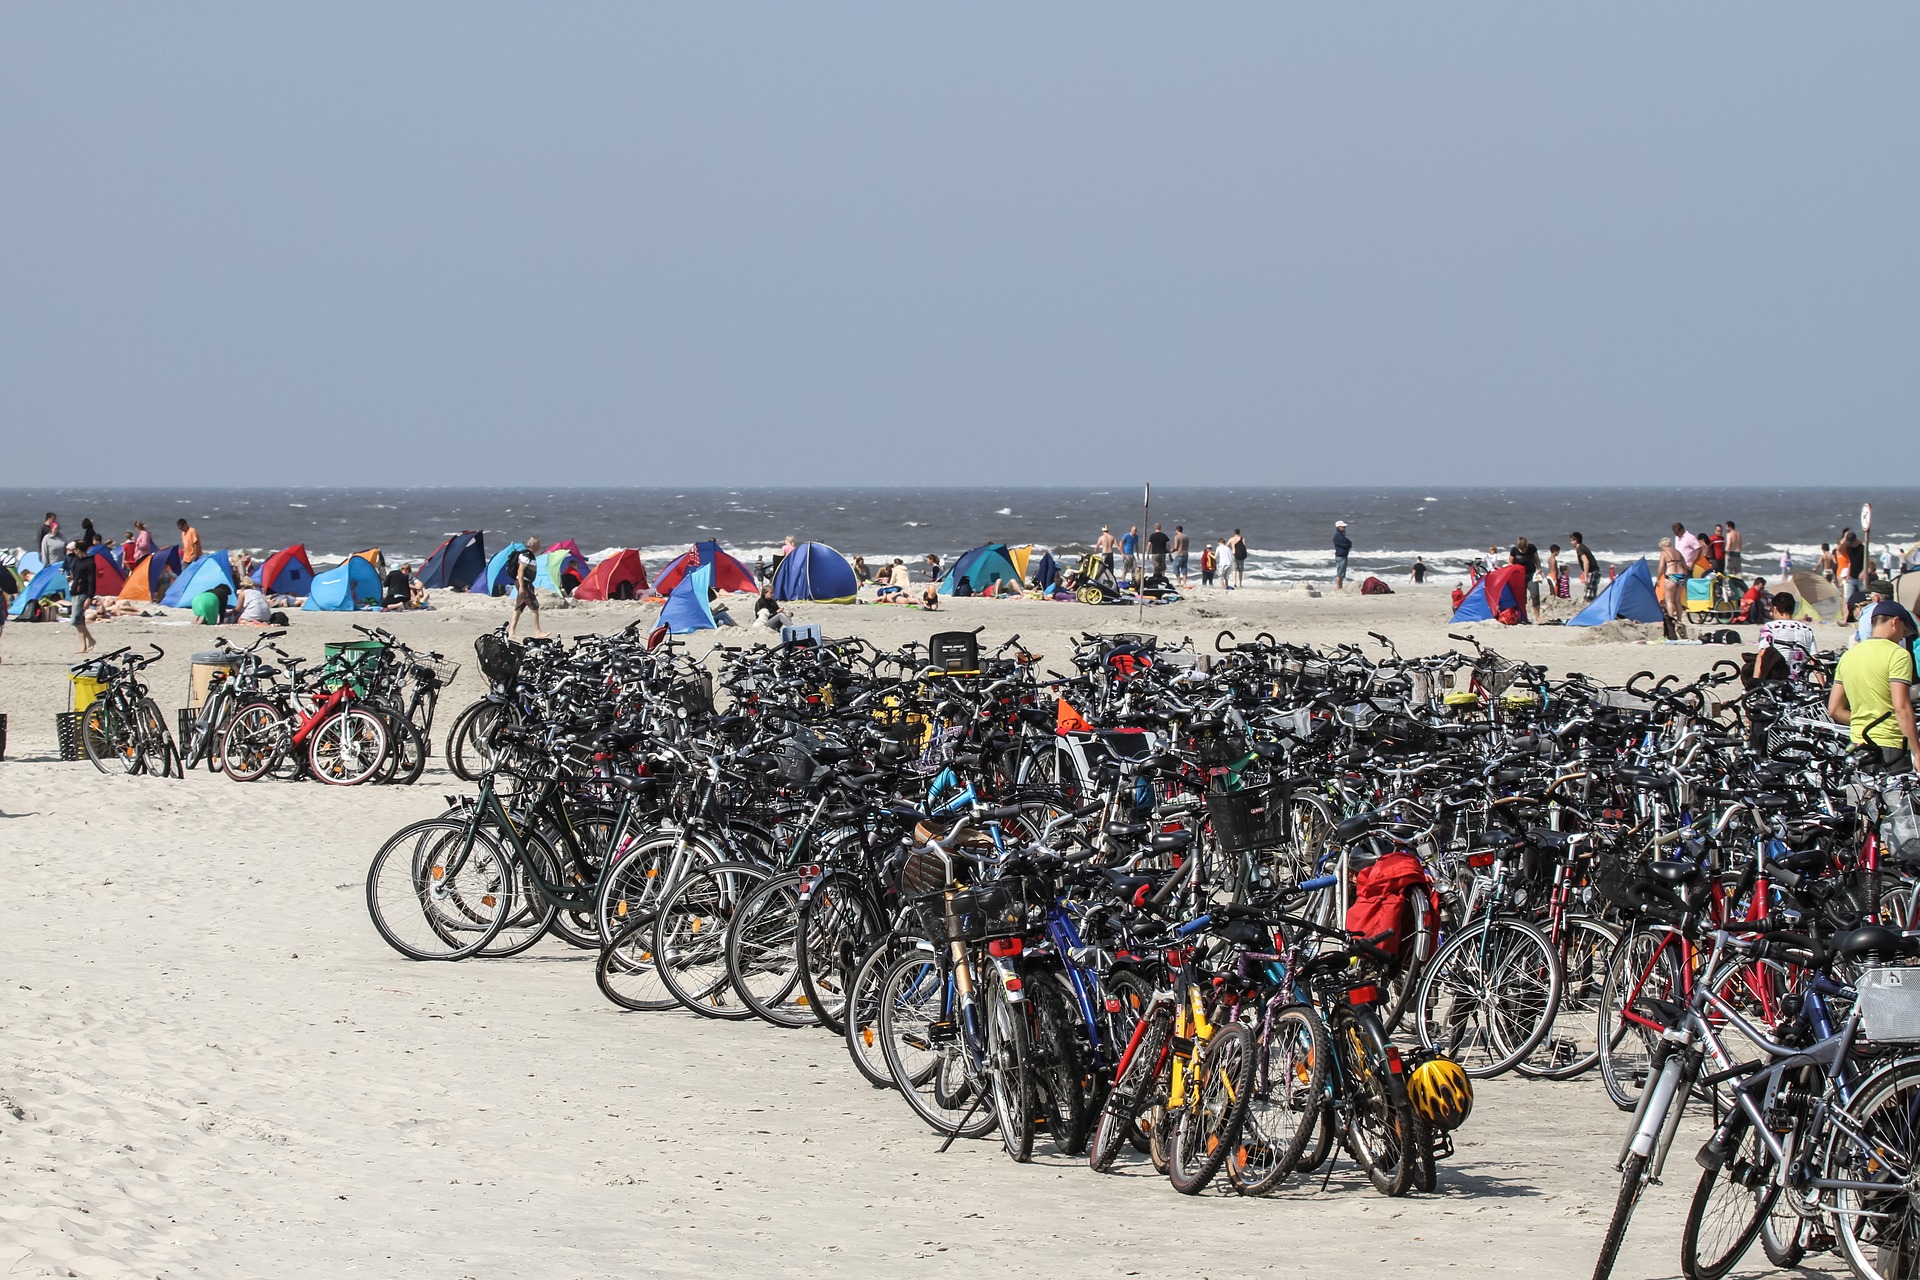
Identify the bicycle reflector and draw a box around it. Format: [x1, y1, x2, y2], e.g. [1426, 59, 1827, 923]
[987, 938, 1024, 958]
[1466, 852, 1496, 868]
[1347, 985, 1379, 1007]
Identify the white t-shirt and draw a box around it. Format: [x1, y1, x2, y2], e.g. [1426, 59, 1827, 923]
[1758, 618, 1818, 680]
[239, 588, 271, 623]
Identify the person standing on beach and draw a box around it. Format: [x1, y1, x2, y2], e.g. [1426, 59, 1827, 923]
[1226, 529, 1244, 588]
[132, 520, 153, 562]
[1513, 537, 1542, 618]
[1411, 556, 1426, 584]
[1096, 525, 1117, 559]
[1569, 532, 1600, 602]
[1215, 536, 1233, 590]
[509, 538, 549, 638]
[1332, 521, 1352, 590]
[35, 511, 55, 551]
[65, 541, 97, 653]
[1672, 523, 1701, 573]
[1121, 526, 1139, 583]
[1147, 524, 1168, 582]
[1198, 542, 1215, 587]
[177, 517, 202, 566]
[1658, 536, 1687, 619]
[1725, 521, 1743, 577]
[1172, 525, 1190, 587]
[39, 516, 62, 569]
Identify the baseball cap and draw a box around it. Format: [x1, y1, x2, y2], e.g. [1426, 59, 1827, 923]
[1335, 520, 1348, 528]
[1870, 600, 1918, 632]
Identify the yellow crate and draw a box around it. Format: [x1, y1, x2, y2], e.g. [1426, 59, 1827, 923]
[69, 674, 106, 714]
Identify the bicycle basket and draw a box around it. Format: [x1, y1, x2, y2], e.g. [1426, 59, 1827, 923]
[949, 876, 1044, 942]
[899, 847, 953, 898]
[673, 672, 715, 719]
[1206, 785, 1289, 853]
[1858, 967, 1920, 1043]
[475, 634, 522, 686]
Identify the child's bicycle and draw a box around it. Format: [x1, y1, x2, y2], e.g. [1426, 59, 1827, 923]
[72, 645, 180, 778]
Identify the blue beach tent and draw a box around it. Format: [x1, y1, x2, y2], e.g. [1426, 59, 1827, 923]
[656, 563, 717, 636]
[1569, 559, 1665, 627]
[473, 542, 528, 597]
[1449, 564, 1528, 624]
[162, 552, 237, 608]
[9, 566, 67, 616]
[419, 531, 487, 591]
[303, 557, 384, 611]
[772, 542, 858, 603]
[17, 552, 44, 582]
[941, 543, 1023, 594]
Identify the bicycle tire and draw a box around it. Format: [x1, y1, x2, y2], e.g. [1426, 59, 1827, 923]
[1592, 1152, 1651, 1280]
[1679, 1113, 1772, 1280]
[985, 974, 1037, 1162]
[1414, 916, 1562, 1079]
[1227, 1003, 1329, 1195]
[80, 700, 118, 774]
[876, 950, 998, 1140]
[364, 818, 513, 961]
[596, 911, 678, 1011]
[1597, 928, 1683, 1111]
[1167, 1021, 1255, 1194]
[651, 860, 769, 1019]
[1030, 969, 1093, 1156]
[842, 942, 902, 1090]
[445, 700, 502, 782]
[1089, 1005, 1172, 1172]
[474, 829, 560, 958]
[794, 876, 881, 1034]
[218, 701, 285, 782]
[1517, 916, 1618, 1080]
[725, 870, 812, 1028]
[1337, 1011, 1417, 1197]
[307, 706, 388, 786]
[1823, 1052, 1920, 1280]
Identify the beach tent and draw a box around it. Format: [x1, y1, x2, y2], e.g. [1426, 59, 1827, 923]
[117, 553, 173, 602]
[1008, 545, 1034, 582]
[1569, 559, 1664, 626]
[162, 552, 236, 609]
[419, 531, 487, 591]
[259, 545, 316, 597]
[533, 540, 590, 593]
[941, 543, 1023, 594]
[1029, 550, 1059, 593]
[474, 542, 529, 596]
[9, 566, 66, 617]
[772, 542, 858, 603]
[303, 556, 384, 611]
[151, 545, 183, 577]
[652, 540, 757, 596]
[86, 545, 127, 597]
[653, 562, 717, 639]
[574, 549, 650, 601]
[18, 552, 44, 581]
[1792, 570, 1842, 623]
[1449, 564, 1528, 624]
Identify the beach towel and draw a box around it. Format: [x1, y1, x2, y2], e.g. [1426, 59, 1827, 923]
[1360, 576, 1393, 595]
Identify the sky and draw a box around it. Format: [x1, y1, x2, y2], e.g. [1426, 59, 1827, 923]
[3, 5, 1915, 487]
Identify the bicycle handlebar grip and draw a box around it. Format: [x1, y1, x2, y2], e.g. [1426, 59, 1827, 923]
[1297, 873, 1338, 893]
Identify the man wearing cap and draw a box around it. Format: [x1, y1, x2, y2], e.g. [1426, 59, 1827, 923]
[1856, 584, 1897, 643]
[1332, 521, 1352, 590]
[1830, 601, 1920, 774]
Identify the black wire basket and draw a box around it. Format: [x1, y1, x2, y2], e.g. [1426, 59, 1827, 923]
[474, 634, 522, 687]
[1206, 785, 1289, 853]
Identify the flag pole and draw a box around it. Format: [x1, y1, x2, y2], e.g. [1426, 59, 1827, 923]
[1137, 483, 1149, 624]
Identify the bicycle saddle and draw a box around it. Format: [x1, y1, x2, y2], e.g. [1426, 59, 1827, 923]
[1837, 925, 1920, 962]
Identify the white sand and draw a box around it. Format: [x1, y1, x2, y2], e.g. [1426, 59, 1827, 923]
[0, 583, 1840, 1277]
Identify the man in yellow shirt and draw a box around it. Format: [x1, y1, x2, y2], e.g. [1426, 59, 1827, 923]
[1830, 601, 1920, 774]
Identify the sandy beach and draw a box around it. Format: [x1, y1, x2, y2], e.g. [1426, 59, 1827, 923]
[0, 584, 1838, 1278]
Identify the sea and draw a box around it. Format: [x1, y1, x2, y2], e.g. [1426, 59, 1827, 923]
[2, 487, 1910, 585]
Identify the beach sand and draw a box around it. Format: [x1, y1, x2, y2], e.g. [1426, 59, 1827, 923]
[0, 584, 1822, 1277]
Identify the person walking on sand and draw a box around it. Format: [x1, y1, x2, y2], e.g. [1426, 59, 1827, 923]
[1830, 602, 1920, 776]
[509, 538, 549, 638]
[1332, 521, 1352, 590]
[65, 540, 97, 653]
[1411, 556, 1426, 584]
[177, 517, 202, 566]
[1214, 537, 1233, 590]
[1172, 525, 1190, 587]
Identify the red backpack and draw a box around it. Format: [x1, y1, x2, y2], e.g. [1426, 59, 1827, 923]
[1344, 851, 1437, 961]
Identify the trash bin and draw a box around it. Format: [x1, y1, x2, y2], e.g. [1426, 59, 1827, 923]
[189, 651, 241, 710]
[69, 673, 107, 714]
[323, 639, 388, 692]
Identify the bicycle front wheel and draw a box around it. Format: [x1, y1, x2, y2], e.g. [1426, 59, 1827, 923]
[1825, 1053, 1920, 1280]
[1679, 1113, 1773, 1280]
[308, 706, 388, 786]
[219, 702, 285, 782]
[1228, 1004, 1329, 1195]
[725, 870, 811, 1028]
[1517, 916, 1618, 1080]
[1167, 1022, 1254, 1194]
[876, 950, 998, 1140]
[1414, 917, 1562, 1079]
[364, 818, 513, 960]
[985, 975, 1036, 1162]
[1597, 928, 1683, 1110]
[651, 861, 768, 1019]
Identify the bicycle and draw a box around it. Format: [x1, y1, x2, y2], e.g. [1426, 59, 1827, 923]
[73, 645, 179, 778]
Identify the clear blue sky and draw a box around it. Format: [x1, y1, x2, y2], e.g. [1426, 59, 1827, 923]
[4, 5, 1914, 486]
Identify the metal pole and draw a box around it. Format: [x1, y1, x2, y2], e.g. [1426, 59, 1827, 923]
[1137, 483, 1149, 624]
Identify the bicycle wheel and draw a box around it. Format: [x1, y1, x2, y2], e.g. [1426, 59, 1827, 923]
[445, 700, 503, 782]
[1228, 1004, 1329, 1195]
[1760, 1196, 1808, 1268]
[307, 707, 388, 786]
[795, 877, 881, 1034]
[1414, 917, 1562, 1079]
[594, 829, 710, 944]
[384, 712, 428, 786]
[984, 974, 1037, 1162]
[136, 698, 176, 777]
[842, 942, 901, 1089]
[1167, 1021, 1255, 1194]
[364, 818, 513, 960]
[651, 861, 768, 1019]
[1597, 928, 1683, 1110]
[725, 871, 811, 1028]
[596, 912, 679, 1011]
[1679, 1114, 1773, 1280]
[1517, 916, 1618, 1080]
[1089, 1004, 1172, 1172]
[876, 950, 998, 1140]
[1825, 1053, 1920, 1280]
[1337, 1012, 1417, 1197]
[1030, 969, 1093, 1156]
[474, 830, 560, 958]
[218, 702, 285, 782]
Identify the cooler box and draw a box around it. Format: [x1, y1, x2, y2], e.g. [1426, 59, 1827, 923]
[189, 651, 241, 710]
[69, 674, 107, 713]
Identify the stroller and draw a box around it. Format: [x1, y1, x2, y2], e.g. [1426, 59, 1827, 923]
[1685, 573, 1746, 625]
[1068, 552, 1126, 604]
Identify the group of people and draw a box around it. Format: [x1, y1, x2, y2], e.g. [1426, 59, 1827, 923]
[1654, 521, 1746, 620]
[1461, 533, 1604, 622]
[1090, 523, 1248, 591]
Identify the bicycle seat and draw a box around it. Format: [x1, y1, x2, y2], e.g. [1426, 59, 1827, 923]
[1773, 848, 1830, 875]
[1104, 821, 1152, 839]
[1838, 925, 1920, 962]
[1149, 829, 1194, 854]
[1645, 860, 1705, 887]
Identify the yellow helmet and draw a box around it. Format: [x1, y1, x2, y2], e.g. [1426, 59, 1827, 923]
[1408, 1055, 1474, 1130]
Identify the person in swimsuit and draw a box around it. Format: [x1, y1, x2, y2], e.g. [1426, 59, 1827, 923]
[1658, 536, 1687, 619]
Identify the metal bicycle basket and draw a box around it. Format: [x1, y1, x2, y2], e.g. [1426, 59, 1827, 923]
[947, 876, 1044, 942]
[1206, 784, 1290, 854]
[474, 634, 522, 687]
[1857, 967, 1920, 1043]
